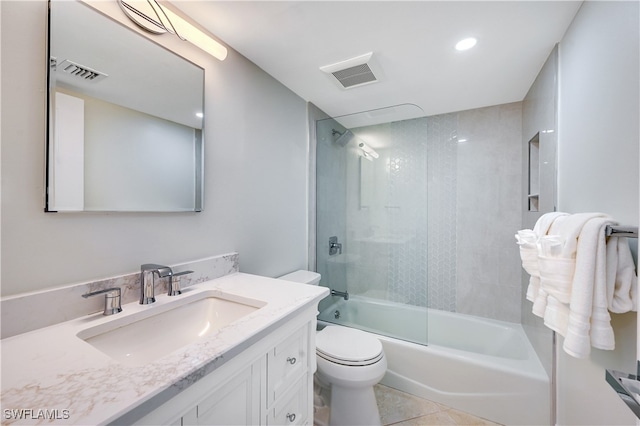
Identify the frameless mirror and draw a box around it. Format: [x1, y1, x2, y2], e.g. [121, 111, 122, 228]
[46, 0, 204, 212]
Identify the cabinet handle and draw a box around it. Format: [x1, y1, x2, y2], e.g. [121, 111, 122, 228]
[286, 413, 296, 422]
[286, 357, 297, 365]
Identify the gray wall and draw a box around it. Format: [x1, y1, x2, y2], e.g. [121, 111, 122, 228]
[1, 0, 309, 296]
[556, 1, 639, 425]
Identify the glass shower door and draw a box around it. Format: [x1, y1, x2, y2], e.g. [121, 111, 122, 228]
[315, 106, 429, 346]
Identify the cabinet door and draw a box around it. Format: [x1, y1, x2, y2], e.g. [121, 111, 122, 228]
[185, 361, 261, 426]
[268, 375, 309, 426]
[268, 326, 308, 406]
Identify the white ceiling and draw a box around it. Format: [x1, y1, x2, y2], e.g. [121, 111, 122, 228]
[175, 1, 582, 122]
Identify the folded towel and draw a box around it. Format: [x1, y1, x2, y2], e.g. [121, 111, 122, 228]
[518, 212, 638, 358]
[516, 230, 538, 280]
[537, 213, 610, 337]
[517, 212, 569, 308]
[538, 255, 575, 303]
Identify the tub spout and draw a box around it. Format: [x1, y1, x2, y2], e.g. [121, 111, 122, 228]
[331, 289, 349, 300]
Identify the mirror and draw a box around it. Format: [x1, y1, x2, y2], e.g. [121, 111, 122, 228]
[46, 0, 204, 212]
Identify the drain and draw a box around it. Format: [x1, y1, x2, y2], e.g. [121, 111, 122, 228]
[334, 310, 341, 319]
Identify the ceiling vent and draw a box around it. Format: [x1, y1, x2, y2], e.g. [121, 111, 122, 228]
[56, 59, 108, 83]
[320, 52, 378, 90]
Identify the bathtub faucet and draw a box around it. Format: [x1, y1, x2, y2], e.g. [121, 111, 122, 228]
[331, 289, 349, 300]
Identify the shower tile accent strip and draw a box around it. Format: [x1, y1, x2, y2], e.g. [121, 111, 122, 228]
[0, 252, 239, 339]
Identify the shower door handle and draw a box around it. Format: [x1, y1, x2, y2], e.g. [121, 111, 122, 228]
[329, 236, 342, 255]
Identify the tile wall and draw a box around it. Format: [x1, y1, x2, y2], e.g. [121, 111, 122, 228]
[322, 102, 523, 322]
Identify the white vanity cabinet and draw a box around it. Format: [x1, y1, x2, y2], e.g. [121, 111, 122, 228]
[134, 306, 317, 426]
[180, 359, 262, 426]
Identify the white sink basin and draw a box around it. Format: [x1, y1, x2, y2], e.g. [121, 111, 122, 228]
[77, 293, 265, 367]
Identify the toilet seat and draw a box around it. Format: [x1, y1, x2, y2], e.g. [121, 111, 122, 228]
[316, 326, 384, 366]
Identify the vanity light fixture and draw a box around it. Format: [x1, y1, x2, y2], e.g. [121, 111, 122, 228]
[455, 37, 477, 51]
[118, 0, 228, 61]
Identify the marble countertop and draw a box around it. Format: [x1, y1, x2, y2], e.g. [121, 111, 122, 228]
[0, 273, 328, 425]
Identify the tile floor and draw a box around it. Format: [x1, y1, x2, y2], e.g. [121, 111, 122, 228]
[374, 384, 502, 426]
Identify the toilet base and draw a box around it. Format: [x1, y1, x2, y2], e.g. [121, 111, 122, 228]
[329, 383, 381, 426]
[313, 376, 331, 426]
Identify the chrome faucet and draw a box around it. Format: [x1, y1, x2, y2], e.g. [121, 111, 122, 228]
[331, 289, 349, 300]
[140, 264, 173, 304]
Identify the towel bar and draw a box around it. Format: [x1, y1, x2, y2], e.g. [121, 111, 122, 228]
[605, 225, 638, 238]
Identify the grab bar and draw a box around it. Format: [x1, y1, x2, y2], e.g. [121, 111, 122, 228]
[606, 225, 638, 238]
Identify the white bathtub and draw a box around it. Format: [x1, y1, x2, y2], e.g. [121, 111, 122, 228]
[318, 296, 550, 426]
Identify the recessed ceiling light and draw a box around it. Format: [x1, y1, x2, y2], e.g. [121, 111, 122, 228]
[455, 37, 477, 51]
[196, 112, 204, 118]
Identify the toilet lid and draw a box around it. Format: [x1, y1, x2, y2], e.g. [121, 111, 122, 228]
[316, 326, 383, 366]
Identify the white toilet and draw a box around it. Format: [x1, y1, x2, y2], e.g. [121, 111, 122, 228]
[279, 270, 387, 426]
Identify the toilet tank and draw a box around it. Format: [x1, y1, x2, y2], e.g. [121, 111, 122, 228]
[278, 270, 321, 285]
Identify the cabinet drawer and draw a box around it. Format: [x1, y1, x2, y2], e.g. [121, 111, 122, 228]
[267, 325, 308, 405]
[268, 375, 308, 426]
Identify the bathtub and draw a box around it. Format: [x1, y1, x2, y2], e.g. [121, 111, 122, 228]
[317, 296, 550, 426]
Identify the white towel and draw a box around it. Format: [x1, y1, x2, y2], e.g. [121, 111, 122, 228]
[517, 212, 569, 311]
[606, 236, 638, 313]
[518, 212, 638, 358]
[533, 212, 568, 237]
[562, 217, 614, 358]
[538, 213, 610, 332]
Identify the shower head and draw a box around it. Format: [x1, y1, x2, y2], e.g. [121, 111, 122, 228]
[332, 129, 355, 147]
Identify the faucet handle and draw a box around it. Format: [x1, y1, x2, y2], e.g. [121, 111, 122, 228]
[82, 287, 122, 316]
[168, 270, 194, 296]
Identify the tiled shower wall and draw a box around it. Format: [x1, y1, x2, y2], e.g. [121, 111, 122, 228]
[455, 103, 523, 322]
[426, 114, 458, 311]
[345, 115, 458, 310]
[321, 102, 522, 323]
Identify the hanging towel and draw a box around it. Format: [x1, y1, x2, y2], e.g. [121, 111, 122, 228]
[605, 236, 638, 313]
[562, 217, 615, 358]
[538, 213, 609, 311]
[518, 212, 638, 358]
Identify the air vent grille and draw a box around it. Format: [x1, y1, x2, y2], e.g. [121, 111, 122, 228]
[320, 52, 379, 90]
[56, 59, 108, 83]
[332, 64, 377, 89]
